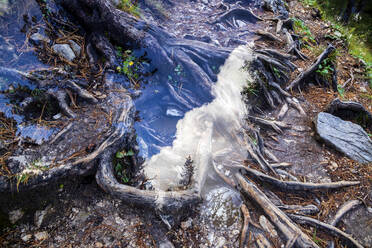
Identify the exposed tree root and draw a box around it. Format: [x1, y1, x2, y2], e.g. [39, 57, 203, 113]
[286, 44, 336, 91]
[212, 8, 263, 28]
[329, 200, 362, 226]
[240, 204, 261, 248]
[278, 204, 319, 215]
[240, 167, 360, 192]
[288, 214, 364, 248]
[284, 29, 308, 61]
[326, 98, 372, 128]
[236, 173, 320, 248]
[254, 30, 283, 42]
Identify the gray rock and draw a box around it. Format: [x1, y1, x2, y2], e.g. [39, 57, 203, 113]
[52, 44, 76, 61]
[21, 234, 32, 242]
[29, 33, 50, 45]
[315, 112, 372, 163]
[68, 40, 81, 56]
[34, 205, 54, 228]
[8, 209, 24, 224]
[0, 0, 10, 15]
[262, 0, 288, 18]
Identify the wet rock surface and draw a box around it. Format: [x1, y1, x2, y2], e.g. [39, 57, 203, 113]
[315, 112, 372, 164]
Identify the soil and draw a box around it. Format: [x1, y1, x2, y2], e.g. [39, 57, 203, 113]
[0, 0, 371, 247]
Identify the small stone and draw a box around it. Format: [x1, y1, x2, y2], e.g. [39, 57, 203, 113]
[95, 242, 103, 248]
[68, 40, 81, 56]
[34, 205, 53, 228]
[34, 231, 48, 241]
[360, 86, 367, 93]
[9, 209, 24, 224]
[53, 113, 62, 120]
[52, 44, 76, 61]
[29, 33, 50, 45]
[21, 234, 32, 242]
[328, 161, 338, 171]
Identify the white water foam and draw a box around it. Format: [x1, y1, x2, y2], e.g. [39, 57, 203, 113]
[143, 45, 254, 193]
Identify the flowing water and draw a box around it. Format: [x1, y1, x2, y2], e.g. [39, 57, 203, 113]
[142, 45, 254, 192]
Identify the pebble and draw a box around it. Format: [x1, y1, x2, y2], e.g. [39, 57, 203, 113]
[8, 209, 24, 224]
[29, 33, 50, 45]
[52, 44, 76, 61]
[21, 234, 32, 242]
[95, 242, 103, 248]
[68, 40, 81, 56]
[34, 231, 48, 241]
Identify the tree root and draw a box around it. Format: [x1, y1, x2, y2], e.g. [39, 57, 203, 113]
[284, 29, 308, 61]
[240, 204, 261, 248]
[236, 173, 320, 248]
[326, 98, 372, 129]
[278, 204, 319, 215]
[288, 214, 364, 248]
[254, 30, 283, 43]
[212, 8, 263, 28]
[286, 44, 336, 92]
[240, 167, 360, 192]
[247, 115, 289, 134]
[96, 149, 200, 227]
[329, 200, 362, 226]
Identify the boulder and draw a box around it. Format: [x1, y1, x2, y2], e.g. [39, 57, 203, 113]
[29, 33, 50, 46]
[315, 112, 372, 164]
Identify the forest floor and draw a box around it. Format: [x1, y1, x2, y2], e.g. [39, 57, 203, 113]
[0, 0, 371, 247]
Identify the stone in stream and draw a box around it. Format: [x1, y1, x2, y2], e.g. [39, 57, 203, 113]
[315, 112, 372, 164]
[29, 33, 50, 46]
[52, 44, 76, 61]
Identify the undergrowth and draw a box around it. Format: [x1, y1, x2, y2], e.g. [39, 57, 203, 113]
[300, 0, 372, 88]
[118, 0, 140, 17]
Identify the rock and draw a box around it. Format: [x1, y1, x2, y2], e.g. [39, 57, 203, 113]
[315, 112, 372, 163]
[68, 40, 81, 56]
[34, 205, 54, 228]
[262, 0, 288, 18]
[8, 209, 24, 224]
[52, 44, 76, 61]
[34, 231, 48, 241]
[21, 234, 32, 242]
[29, 33, 50, 45]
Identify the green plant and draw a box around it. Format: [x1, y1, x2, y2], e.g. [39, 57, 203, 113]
[114, 149, 134, 184]
[116, 49, 140, 84]
[116, 149, 134, 158]
[242, 80, 259, 97]
[292, 18, 316, 45]
[337, 84, 345, 98]
[118, 0, 140, 17]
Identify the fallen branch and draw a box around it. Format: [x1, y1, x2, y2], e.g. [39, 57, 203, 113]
[288, 214, 364, 248]
[286, 44, 336, 91]
[241, 167, 360, 192]
[236, 173, 320, 248]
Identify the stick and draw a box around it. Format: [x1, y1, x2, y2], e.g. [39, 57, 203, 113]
[236, 173, 319, 248]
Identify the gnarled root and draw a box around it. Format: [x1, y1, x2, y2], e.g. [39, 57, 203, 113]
[96, 149, 200, 227]
[286, 44, 336, 92]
